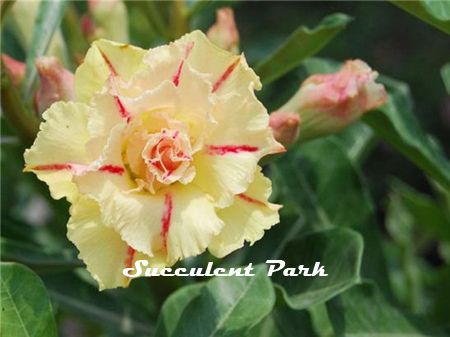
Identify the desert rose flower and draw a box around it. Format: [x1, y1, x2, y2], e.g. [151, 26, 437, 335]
[34, 56, 75, 115]
[24, 31, 284, 290]
[280, 60, 387, 141]
[207, 8, 240, 54]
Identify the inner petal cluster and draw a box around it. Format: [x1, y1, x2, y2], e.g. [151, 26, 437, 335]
[124, 127, 195, 193]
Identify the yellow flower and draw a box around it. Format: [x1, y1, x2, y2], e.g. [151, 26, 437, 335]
[24, 31, 284, 290]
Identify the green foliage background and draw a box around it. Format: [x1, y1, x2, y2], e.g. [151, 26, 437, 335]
[1, 1, 450, 337]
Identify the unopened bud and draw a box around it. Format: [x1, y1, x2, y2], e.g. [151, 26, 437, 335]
[269, 111, 300, 148]
[280, 59, 387, 142]
[34, 57, 75, 115]
[207, 8, 240, 54]
[88, 0, 129, 43]
[1, 54, 25, 86]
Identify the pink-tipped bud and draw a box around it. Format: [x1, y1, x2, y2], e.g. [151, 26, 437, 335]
[207, 8, 240, 54]
[34, 56, 75, 115]
[281, 59, 387, 141]
[1, 54, 25, 86]
[269, 111, 301, 148]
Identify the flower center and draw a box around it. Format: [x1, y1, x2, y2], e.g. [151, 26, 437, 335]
[123, 128, 195, 193]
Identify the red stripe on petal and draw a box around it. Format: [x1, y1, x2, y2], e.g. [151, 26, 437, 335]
[237, 193, 266, 207]
[161, 193, 173, 251]
[113, 95, 131, 122]
[124, 246, 136, 269]
[99, 50, 118, 76]
[212, 58, 240, 93]
[98, 165, 125, 175]
[206, 144, 259, 155]
[172, 42, 194, 87]
[32, 163, 73, 171]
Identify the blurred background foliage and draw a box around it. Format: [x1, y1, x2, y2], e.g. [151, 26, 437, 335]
[1, 1, 450, 337]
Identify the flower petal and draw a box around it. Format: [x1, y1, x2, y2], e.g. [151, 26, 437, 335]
[209, 167, 281, 258]
[96, 184, 223, 263]
[75, 39, 146, 103]
[192, 91, 284, 207]
[67, 196, 164, 290]
[179, 30, 261, 94]
[24, 102, 94, 201]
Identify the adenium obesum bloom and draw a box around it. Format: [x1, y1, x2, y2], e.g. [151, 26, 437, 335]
[24, 31, 284, 290]
[34, 56, 75, 115]
[280, 59, 387, 141]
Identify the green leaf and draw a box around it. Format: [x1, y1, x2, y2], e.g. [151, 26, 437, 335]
[332, 123, 375, 164]
[327, 283, 445, 337]
[159, 265, 275, 337]
[22, 0, 68, 99]
[273, 228, 363, 310]
[363, 75, 450, 191]
[255, 13, 352, 85]
[44, 272, 156, 335]
[441, 62, 450, 94]
[155, 283, 204, 337]
[272, 137, 391, 291]
[1, 262, 57, 337]
[246, 306, 318, 337]
[392, 181, 450, 242]
[391, 1, 450, 34]
[1, 237, 82, 271]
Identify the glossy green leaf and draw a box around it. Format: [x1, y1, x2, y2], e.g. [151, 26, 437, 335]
[363, 75, 450, 190]
[155, 283, 204, 337]
[327, 283, 445, 337]
[391, 1, 450, 34]
[43, 272, 156, 335]
[22, 0, 68, 99]
[159, 265, 275, 337]
[271, 137, 391, 291]
[392, 181, 450, 242]
[441, 62, 450, 94]
[273, 228, 363, 310]
[1, 262, 57, 337]
[255, 13, 352, 85]
[332, 123, 375, 164]
[246, 305, 318, 337]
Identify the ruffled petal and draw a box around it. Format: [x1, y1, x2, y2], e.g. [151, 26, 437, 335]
[179, 30, 261, 95]
[96, 184, 223, 263]
[75, 39, 146, 103]
[67, 196, 164, 290]
[74, 124, 132, 198]
[192, 91, 284, 207]
[24, 102, 94, 201]
[209, 167, 281, 258]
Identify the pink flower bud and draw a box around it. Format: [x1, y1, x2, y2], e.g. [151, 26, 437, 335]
[34, 57, 75, 115]
[269, 111, 300, 147]
[1, 54, 25, 86]
[207, 8, 240, 53]
[281, 59, 387, 141]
